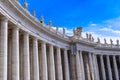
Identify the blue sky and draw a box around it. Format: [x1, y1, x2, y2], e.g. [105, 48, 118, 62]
[20, 0, 120, 43]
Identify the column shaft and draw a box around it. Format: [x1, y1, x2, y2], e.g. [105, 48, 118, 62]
[49, 44, 55, 80]
[106, 55, 112, 80]
[63, 49, 70, 80]
[11, 27, 19, 80]
[41, 42, 48, 80]
[56, 47, 63, 80]
[79, 51, 85, 80]
[0, 18, 8, 80]
[76, 51, 82, 80]
[33, 39, 39, 80]
[94, 55, 100, 80]
[100, 55, 106, 80]
[113, 56, 119, 80]
[23, 33, 30, 80]
[93, 54, 99, 80]
[88, 53, 94, 80]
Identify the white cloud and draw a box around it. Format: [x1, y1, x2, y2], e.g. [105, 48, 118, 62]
[82, 16, 120, 43]
[100, 27, 120, 34]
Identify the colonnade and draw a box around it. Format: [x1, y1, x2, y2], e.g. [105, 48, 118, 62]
[0, 17, 120, 80]
[0, 17, 70, 80]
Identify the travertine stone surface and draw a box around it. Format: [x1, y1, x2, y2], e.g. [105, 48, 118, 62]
[56, 47, 63, 80]
[41, 42, 48, 80]
[33, 38, 39, 80]
[112, 56, 119, 80]
[100, 55, 106, 80]
[23, 33, 30, 80]
[0, 17, 8, 80]
[63, 49, 70, 80]
[106, 55, 113, 80]
[11, 27, 19, 80]
[48, 44, 55, 80]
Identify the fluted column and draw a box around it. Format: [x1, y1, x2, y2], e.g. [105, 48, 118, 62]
[76, 51, 82, 80]
[112, 55, 119, 80]
[33, 38, 39, 80]
[0, 17, 8, 80]
[88, 53, 94, 80]
[79, 51, 85, 80]
[11, 27, 19, 80]
[56, 47, 63, 80]
[106, 55, 112, 80]
[63, 49, 70, 80]
[49, 44, 55, 80]
[23, 32, 30, 80]
[41, 41, 48, 80]
[100, 55, 106, 80]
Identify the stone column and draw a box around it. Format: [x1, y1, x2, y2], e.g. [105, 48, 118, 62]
[63, 49, 70, 80]
[0, 17, 8, 80]
[94, 55, 100, 80]
[79, 51, 85, 80]
[23, 32, 30, 80]
[112, 55, 119, 80]
[49, 44, 55, 80]
[56, 47, 63, 80]
[11, 27, 19, 80]
[88, 53, 94, 80]
[100, 55, 106, 80]
[75, 51, 82, 80]
[106, 55, 112, 80]
[33, 38, 39, 80]
[93, 54, 100, 80]
[41, 41, 48, 80]
[84, 54, 91, 80]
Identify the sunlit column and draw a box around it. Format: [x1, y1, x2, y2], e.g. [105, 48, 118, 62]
[100, 55, 106, 80]
[63, 49, 70, 80]
[41, 41, 48, 80]
[106, 55, 112, 80]
[75, 51, 82, 80]
[48, 44, 55, 80]
[0, 17, 8, 80]
[112, 55, 119, 80]
[79, 51, 85, 80]
[93, 54, 99, 80]
[33, 38, 39, 80]
[88, 53, 94, 80]
[56, 47, 63, 80]
[23, 32, 30, 80]
[11, 27, 19, 80]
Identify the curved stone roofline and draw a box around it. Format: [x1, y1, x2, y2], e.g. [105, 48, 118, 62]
[0, 0, 120, 49]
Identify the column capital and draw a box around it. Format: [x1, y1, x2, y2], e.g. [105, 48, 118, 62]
[0, 16, 8, 23]
[41, 40, 46, 45]
[23, 31, 29, 35]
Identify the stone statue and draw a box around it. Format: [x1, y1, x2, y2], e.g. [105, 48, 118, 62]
[32, 9, 36, 17]
[56, 24, 58, 33]
[86, 33, 88, 39]
[92, 37, 94, 42]
[89, 34, 92, 40]
[49, 20, 52, 29]
[63, 28, 65, 35]
[24, 0, 28, 9]
[104, 38, 107, 44]
[73, 27, 82, 38]
[116, 40, 119, 46]
[40, 15, 44, 24]
[97, 37, 100, 43]
[110, 39, 113, 45]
